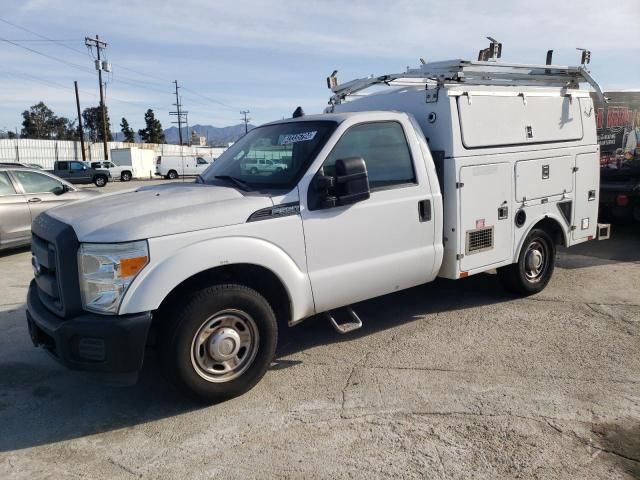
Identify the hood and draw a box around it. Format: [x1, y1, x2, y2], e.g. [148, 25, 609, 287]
[47, 183, 273, 242]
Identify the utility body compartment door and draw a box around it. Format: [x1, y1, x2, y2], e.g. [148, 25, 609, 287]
[515, 156, 573, 201]
[572, 152, 599, 241]
[459, 163, 513, 271]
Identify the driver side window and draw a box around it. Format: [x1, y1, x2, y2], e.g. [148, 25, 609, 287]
[323, 121, 415, 190]
[70, 161, 85, 171]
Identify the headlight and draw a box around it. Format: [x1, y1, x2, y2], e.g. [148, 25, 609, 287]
[78, 241, 149, 314]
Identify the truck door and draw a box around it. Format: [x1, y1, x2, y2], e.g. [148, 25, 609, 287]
[572, 152, 599, 241]
[69, 161, 90, 183]
[12, 170, 69, 220]
[301, 120, 438, 313]
[459, 163, 513, 272]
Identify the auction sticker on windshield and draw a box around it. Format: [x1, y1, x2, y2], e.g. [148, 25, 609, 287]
[279, 131, 317, 145]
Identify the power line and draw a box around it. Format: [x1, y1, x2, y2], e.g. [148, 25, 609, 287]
[0, 34, 93, 73]
[0, 16, 88, 57]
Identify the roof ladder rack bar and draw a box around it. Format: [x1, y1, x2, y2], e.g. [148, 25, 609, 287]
[328, 59, 605, 105]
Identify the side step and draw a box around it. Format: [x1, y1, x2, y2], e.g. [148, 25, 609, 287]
[325, 307, 363, 334]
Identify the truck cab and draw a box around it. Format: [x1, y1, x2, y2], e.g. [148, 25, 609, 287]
[25, 50, 608, 402]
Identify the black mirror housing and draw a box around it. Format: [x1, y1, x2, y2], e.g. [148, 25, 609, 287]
[308, 157, 370, 210]
[334, 157, 370, 206]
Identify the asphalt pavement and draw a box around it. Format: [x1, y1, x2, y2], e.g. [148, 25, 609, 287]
[0, 191, 638, 479]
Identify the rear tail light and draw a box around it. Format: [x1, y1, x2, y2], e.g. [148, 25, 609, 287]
[616, 194, 629, 207]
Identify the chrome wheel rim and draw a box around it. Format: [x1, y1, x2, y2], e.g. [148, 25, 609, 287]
[190, 309, 259, 383]
[524, 239, 548, 282]
[96, 177, 105, 186]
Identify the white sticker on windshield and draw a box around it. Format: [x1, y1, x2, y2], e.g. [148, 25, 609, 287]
[279, 131, 317, 145]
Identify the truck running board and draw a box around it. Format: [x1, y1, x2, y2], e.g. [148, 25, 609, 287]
[325, 307, 363, 334]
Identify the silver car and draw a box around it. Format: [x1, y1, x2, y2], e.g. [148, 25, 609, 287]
[0, 167, 99, 251]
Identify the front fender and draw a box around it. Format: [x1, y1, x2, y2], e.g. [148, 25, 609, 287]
[119, 235, 315, 322]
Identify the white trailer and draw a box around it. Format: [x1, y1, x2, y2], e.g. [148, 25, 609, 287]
[110, 147, 156, 180]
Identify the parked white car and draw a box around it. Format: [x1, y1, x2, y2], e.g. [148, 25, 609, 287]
[26, 47, 609, 402]
[155, 155, 210, 179]
[90, 161, 133, 182]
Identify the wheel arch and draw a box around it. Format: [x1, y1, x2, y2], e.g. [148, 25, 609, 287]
[514, 213, 568, 261]
[156, 263, 293, 328]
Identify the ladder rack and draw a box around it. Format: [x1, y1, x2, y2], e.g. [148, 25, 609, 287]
[327, 59, 604, 105]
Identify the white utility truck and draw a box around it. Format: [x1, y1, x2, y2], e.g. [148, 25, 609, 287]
[26, 44, 610, 401]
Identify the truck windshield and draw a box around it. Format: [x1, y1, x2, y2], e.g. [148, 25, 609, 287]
[200, 120, 337, 190]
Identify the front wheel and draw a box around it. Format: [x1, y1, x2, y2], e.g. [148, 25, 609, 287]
[121, 171, 132, 182]
[158, 284, 278, 402]
[497, 228, 555, 295]
[94, 175, 107, 187]
[167, 170, 178, 180]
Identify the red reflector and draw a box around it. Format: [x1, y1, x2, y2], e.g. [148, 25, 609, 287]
[587, 235, 593, 241]
[616, 194, 629, 207]
[459, 272, 469, 278]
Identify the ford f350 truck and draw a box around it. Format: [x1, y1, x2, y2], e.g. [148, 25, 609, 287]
[26, 46, 610, 401]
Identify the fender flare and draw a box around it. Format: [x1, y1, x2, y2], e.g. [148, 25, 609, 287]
[119, 236, 315, 322]
[513, 212, 569, 262]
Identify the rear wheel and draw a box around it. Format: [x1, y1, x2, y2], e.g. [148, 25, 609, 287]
[167, 170, 178, 180]
[121, 171, 132, 182]
[158, 284, 277, 402]
[497, 228, 555, 295]
[94, 175, 107, 187]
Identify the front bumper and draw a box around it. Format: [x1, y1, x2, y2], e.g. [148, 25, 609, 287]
[26, 280, 152, 383]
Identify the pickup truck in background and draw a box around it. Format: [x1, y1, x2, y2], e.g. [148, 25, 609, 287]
[90, 161, 133, 182]
[25, 46, 609, 402]
[47, 161, 110, 187]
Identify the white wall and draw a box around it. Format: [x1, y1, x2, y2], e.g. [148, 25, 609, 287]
[0, 139, 227, 169]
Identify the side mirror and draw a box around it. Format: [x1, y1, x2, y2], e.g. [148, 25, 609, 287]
[53, 184, 69, 196]
[309, 157, 370, 210]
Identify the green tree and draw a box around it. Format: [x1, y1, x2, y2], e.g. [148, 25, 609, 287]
[138, 109, 165, 144]
[51, 116, 78, 140]
[82, 105, 113, 142]
[21, 102, 56, 139]
[120, 117, 136, 143]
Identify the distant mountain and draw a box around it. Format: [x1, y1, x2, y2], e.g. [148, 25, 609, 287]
[113, 123, 255, 146]
[164, 124, 255, 146]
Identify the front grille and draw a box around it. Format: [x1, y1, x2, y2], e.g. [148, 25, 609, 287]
[32, 233, 63, 313]
[466, 226, 494, 254]
[31, 212, 82, 319]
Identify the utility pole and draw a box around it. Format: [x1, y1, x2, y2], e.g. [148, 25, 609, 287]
[169, 80, 188, 145]
[240, 110, 251, 134]
[85, 34, 109, 160]
[74, 81, 87, 162]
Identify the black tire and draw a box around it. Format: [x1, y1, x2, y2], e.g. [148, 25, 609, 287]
[275, 167, 283, 172]
[158, 284, 278, 402]
[497, 228, 556, 295]
[167, 170, 178, 180]
[94, 175, 107, 187]
[250, 167, 258, 175]
[121, 171, 132, 182]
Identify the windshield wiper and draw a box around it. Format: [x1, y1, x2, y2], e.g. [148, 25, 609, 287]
[213, 175, 252, 191]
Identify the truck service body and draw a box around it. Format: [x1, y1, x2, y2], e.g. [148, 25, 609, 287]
[26, 51, 610, 400]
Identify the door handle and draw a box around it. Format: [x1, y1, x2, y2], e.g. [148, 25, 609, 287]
[418, 199, 431, 222]
[28, 198, 42, 203]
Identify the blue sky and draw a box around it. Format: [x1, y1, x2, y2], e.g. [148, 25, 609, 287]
[0, 0, 638, 135]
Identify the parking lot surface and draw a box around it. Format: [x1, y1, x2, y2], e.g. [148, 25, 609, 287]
[0, 197, 638, 478]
